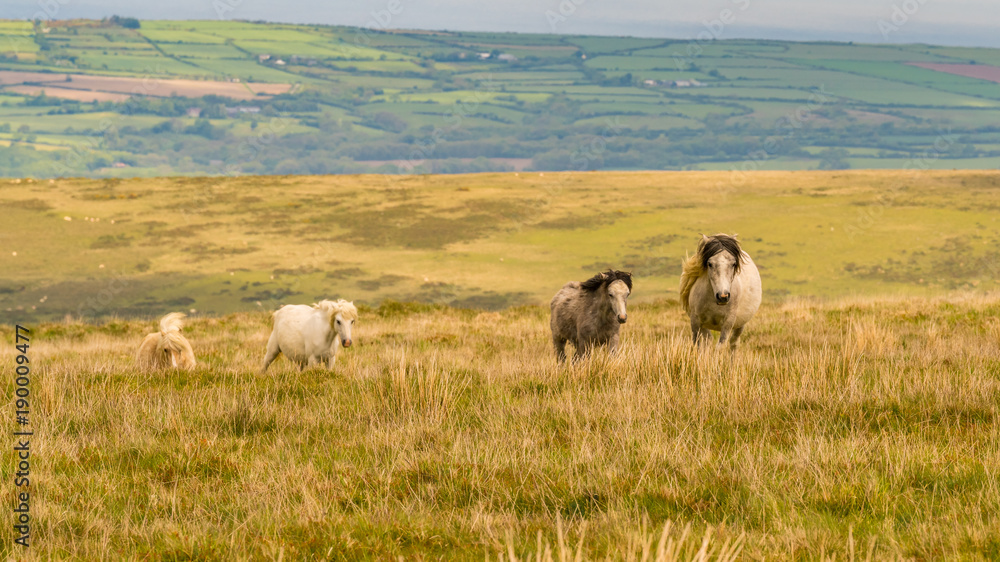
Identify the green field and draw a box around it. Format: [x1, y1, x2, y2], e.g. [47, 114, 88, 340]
[4, 19, 1000, 176]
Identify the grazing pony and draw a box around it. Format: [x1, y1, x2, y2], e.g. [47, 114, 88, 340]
[261, 299, 358, 372]
[136, 312, 197, 370]
[550, 269, 632, 362]
[680, 234, 761, 349]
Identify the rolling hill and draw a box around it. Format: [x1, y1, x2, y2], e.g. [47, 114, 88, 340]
[2, 19, 1000, 177]
[2, 170, 998, 321]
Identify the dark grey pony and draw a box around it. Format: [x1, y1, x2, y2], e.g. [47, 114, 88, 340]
[550, 269, 632, 363]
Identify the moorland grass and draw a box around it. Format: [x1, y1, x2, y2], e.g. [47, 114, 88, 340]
[4, 170, 1000, 323]
[2, 293, 1000, 559]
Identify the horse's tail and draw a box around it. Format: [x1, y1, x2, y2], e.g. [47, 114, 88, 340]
[679, 253, 703, 313]
[159, 312, 186, 335]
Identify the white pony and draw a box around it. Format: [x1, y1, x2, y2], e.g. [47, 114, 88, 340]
[261, 299, 358, 372]
[679, 234, 761, 349]
[136, 312, 197, 370]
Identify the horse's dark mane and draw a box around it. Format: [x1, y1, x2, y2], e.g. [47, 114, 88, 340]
[699, 235, 743, 273]
[580, 269, 633, 292]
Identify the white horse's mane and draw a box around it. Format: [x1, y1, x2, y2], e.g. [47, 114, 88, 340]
[313, 299, 359, 321]
[137, 312, 196, 370]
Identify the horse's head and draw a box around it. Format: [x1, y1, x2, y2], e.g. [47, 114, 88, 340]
[315, 299, 359, 348]
[582, 270, 632, 324]
[608, 278, 630, 324]
[333, 311, 355, 348]
[701, 234, 743, 306]
[332, 300, 359, 348]
[158, 332, 189, 368]
[168, 348, 182, 368]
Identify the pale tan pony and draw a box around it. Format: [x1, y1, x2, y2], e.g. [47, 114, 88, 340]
[261, 299, 359, 372]
[680, 234, 762, 349]
[136, 312, 197, 370]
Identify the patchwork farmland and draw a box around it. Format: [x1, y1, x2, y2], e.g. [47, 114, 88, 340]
[2, 19, 1000, 176]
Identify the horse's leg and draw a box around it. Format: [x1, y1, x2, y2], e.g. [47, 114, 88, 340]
[690, 316, 702, 346]
[698, 329, 712, 347]
[328, 351, 338, 369]
[573, 327, 592, 362]
[260, 337, 281, 373]
[305, 356, 318, 371]
[609, 333, 620, 355]
[553, 337, 568, 363]
[718, 326, 729, 346]
[728, 326, 745, 350]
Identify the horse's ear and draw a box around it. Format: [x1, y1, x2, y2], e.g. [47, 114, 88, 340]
[701, 234, 709, 241]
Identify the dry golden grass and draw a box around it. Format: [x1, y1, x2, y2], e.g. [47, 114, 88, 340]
[2, 293, 1000, 559]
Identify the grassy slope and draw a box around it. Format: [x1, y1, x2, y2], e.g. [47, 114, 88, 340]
[1, 170, 1000, 321]
[1, 295, 1000, 559]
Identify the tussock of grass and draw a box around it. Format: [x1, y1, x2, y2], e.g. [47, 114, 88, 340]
[2, 294, 1000, 559]
[500, 516, 745, 562]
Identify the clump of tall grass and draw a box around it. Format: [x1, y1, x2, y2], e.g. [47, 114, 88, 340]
[498, 516, 745, 562]
[368, 351, 466, 425]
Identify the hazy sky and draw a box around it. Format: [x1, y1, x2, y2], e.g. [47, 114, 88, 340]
[5, 0, 1000, 48]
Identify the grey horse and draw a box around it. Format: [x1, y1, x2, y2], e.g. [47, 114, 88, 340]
[550, 269, 632, 362]
[680, 234, 761, 349]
